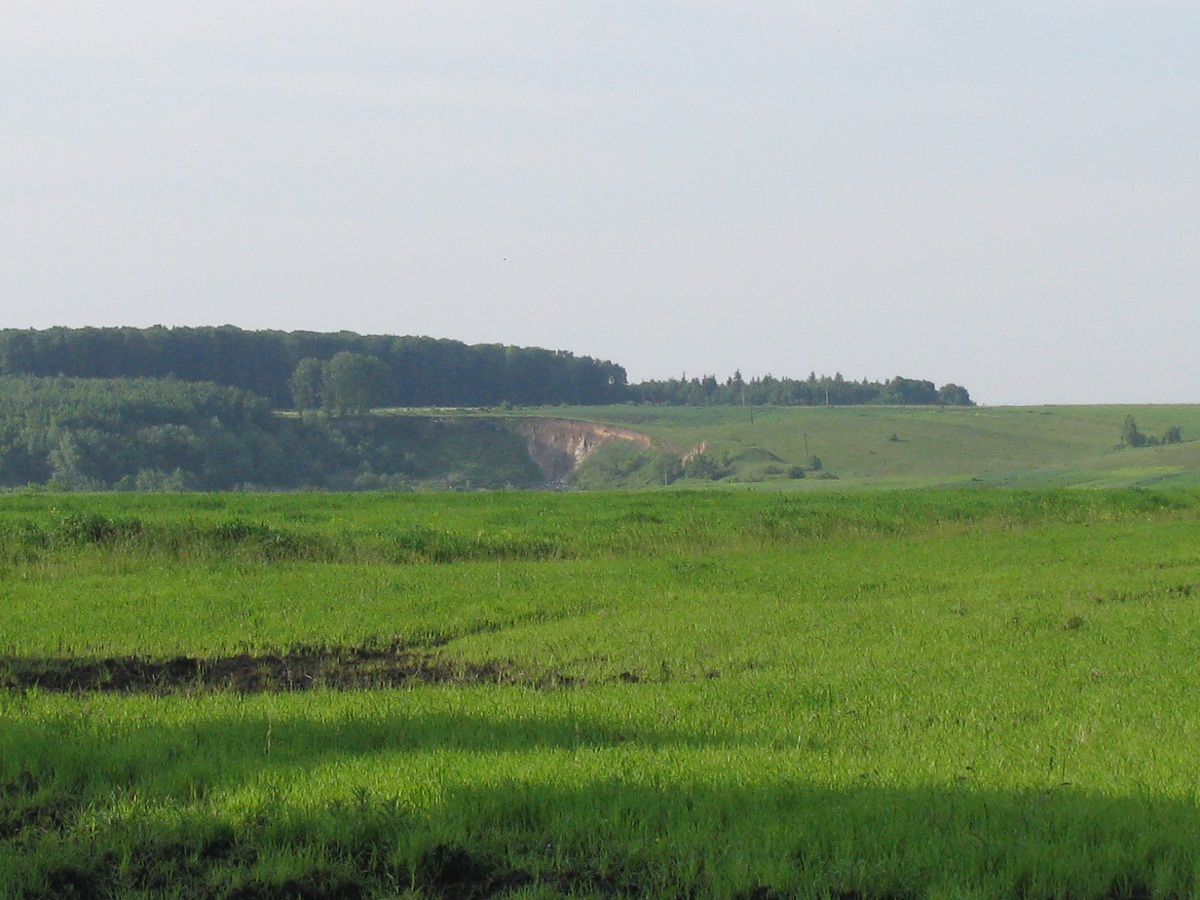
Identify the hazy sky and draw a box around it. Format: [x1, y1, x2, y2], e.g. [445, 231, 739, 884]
[3, 2, 1198, 404]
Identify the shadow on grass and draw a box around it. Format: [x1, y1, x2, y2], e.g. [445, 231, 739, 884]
[0, 706, 1196, 898]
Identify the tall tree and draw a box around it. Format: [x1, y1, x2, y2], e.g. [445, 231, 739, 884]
[322, 352, 390, 415]
[1121, 415, 1147, 448]
[290, 358, 325, 410]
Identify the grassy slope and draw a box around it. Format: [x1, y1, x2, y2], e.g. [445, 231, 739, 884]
[524, 404, 1200, 488]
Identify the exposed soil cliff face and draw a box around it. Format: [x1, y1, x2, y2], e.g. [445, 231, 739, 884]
[505, 418, 656, 484]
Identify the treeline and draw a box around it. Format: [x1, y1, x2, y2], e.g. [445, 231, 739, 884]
[633, 372, 973, 407]
[0, 327, 974, 409]
[0, 377, 541, 491]
[0, 327, 628, 408]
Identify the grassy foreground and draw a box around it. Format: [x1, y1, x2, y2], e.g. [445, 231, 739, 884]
[2, 489, 1200, 898]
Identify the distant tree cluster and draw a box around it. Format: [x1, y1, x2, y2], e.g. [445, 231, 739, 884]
[1120, 416, 1182, 449]
[631, 372, 973, 407]
[0, 327, 629, 408]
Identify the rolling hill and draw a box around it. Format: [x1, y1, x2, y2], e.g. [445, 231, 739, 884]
[509, 404, 1200, 489]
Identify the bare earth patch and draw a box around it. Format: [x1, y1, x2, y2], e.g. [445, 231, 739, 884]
[0, 644, 580, 694]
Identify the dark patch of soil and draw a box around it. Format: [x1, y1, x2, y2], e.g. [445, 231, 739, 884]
[1102, 883, 1154, 900]
[41, 864, 103, 898]
[733, 888, 789, 900]
[0, 773, 81, 842]
[0, 799, 77, 839]
[0, 643, 578, 695]
[1, 771, 39, 797]
[415, 844, 532, 900]
[225, 875, 366, 900]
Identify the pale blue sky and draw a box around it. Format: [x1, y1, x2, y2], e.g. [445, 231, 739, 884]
[3, 2, 1197, 404]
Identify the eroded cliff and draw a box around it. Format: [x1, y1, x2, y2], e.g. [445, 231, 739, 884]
[504, 417, 656, 484]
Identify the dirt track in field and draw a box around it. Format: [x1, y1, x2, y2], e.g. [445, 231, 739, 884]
[0, 644, 580, 694]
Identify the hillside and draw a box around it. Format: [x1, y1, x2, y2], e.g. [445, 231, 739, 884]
[3, 374, 1197, 491]
[512, 404, 1200, 489]
[0, 377, 542, 491]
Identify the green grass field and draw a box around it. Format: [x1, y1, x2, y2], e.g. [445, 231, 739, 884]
[3, 489, 1200, 897]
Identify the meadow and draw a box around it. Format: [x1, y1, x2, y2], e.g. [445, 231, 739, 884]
[3, 488, 1200, 898]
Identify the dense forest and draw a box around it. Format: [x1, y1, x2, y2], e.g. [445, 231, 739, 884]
[0, 327, 973, 410]
[0, 377, 541, 491]
[0, 327, 628, 408]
